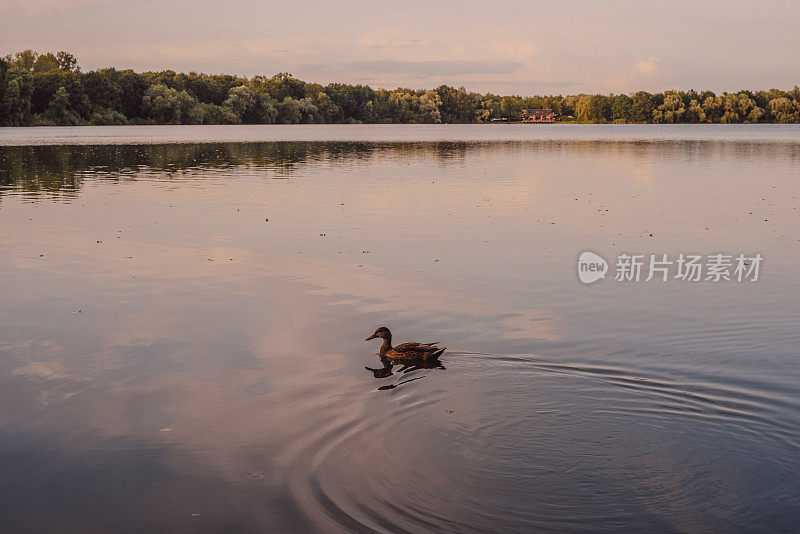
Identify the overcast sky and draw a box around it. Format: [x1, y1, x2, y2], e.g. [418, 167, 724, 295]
[2, 0, 799, 95]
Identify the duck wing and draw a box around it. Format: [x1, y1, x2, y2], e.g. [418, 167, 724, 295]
[393, 342, 437, 352]
[391, 342, 446, 359]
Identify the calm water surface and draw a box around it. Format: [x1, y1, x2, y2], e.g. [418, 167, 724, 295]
[1, 125, 799, 533]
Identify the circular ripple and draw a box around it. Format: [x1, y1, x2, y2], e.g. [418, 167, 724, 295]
[282, 352, 800, 533]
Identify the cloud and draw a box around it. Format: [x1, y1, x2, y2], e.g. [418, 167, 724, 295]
[0, 0, 128, 16]
[356, 31, 425, 51]
[634, 56, 660, 76]
[342, 60, 524, 76]
[603, 56, 664, 92]
[484, 79, 580, 92]
[3, 1, 800, 93]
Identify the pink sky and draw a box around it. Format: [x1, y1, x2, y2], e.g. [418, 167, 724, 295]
[2, 0, 799, 94]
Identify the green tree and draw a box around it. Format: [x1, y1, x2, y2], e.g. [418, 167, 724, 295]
[141, 84, 202, 124]
[652, 91, 685, 123]
[11, 50, 38, 71]
[83, 70, 122, 113]
[589, 94, 612, 122]
[736, 93, 764, 123]
[629, 92, 654, 123]
[719, 93, 762, 123]
[222, 85, 277, 124]
[324, 83, 375, 122]
[118, 70, 149, 119]
[768, 97, 799, 123]
[1, 67, 34, 126]
[89, 108, 127, 125]
[222, 85, 256, 123]
[298, 97, 319, 123]
[56, 52, 79, 72]
[498, 96, 524, 121]
[253, 72, 308, 101]
[574, 95, 594, 121]
[277, 97, 301, 124]
[43, 86, 82, 125]
[194, 102, 234, 124]
[437, 85, 480, 123]
[685, 100, 706, 123]
[33, 53, 60, 73]
[702, 95, 724, 123]
[417, 90, 442, 123]
[611, 94, 631, 122]
[314, 92, 338, 123]
[30, 70, 90, 118]
[382, 89, 442, 123]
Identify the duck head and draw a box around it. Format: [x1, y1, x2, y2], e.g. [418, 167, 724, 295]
[365, 326, 392, 342]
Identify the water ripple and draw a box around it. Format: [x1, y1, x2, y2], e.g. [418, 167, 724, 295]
[281, 351, 800, 533]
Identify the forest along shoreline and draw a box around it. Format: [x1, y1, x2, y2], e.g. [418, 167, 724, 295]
[2, 50, 800, 128]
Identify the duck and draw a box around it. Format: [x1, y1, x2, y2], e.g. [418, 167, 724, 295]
[365, 327, 445, 361]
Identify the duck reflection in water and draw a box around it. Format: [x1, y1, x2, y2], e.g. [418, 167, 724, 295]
[365, 356, 446, 390]
[365, 327, 446, 390]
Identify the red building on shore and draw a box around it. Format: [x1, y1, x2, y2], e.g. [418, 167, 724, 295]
[521, 109, 560, 123]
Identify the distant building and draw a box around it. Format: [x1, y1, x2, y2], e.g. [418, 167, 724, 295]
[521, 109, 560, 123]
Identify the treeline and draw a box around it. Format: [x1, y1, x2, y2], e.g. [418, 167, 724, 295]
[2, 50, 800, 126]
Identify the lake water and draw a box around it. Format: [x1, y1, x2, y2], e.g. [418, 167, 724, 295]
[1, 125, 799, 533]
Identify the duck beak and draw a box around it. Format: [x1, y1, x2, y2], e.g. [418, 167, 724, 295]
[365, 334, 377, 341]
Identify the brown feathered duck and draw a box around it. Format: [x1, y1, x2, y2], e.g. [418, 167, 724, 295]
[365, 327, 446, 361]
